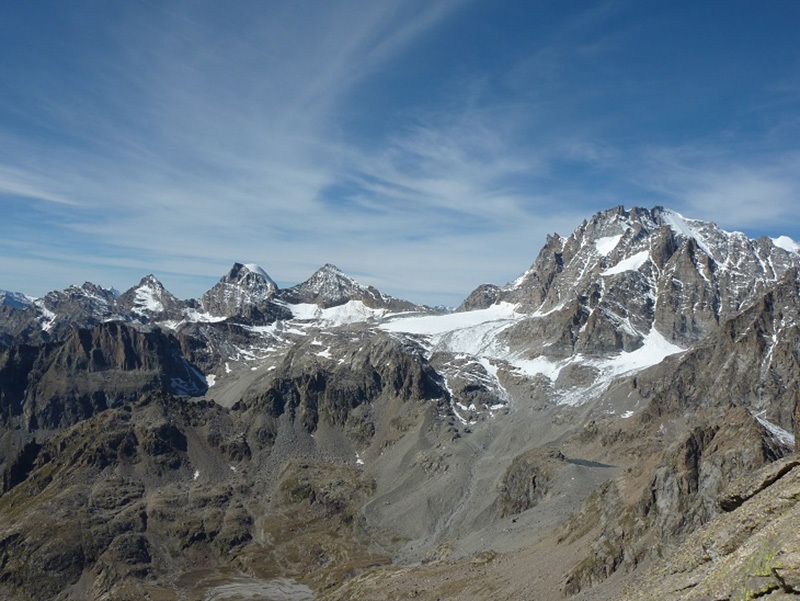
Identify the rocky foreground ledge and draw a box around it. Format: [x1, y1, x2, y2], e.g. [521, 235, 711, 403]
[624, 454, 800, 600]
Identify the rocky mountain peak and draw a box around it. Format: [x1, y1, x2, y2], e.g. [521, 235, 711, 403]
[34, 282, 117, 334]
[276, 263, 415, 311]
[277, 263, 372, 308]
[485, 205, 800, 349]
[199, 262, 280, 319]
[117, 275, 182, 320]
[231, 263, 278, 289]
[137, 274, 164, 289]
[299, 264, 367, 301]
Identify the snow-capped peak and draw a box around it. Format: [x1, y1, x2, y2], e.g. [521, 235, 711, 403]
[199, 262, 278, 317]
[0, 289, 34, 310]
[224, 262, 278, 290]
[772, 235, 800, 254]
[243, 263, 270, 279]
[133, 287, 164, 315]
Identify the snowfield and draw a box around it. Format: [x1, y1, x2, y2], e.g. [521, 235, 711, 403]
[381, 301, 685, 407]
[381, 302, 520, 336]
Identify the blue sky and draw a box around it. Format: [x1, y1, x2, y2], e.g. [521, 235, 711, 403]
[2, 1, 799, 306]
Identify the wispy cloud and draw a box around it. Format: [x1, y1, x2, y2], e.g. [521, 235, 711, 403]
[2, 1, 799, 305]
[637, 146, 800, 232]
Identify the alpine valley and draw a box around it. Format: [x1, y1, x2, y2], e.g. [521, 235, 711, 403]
[2, 206, 800, 601]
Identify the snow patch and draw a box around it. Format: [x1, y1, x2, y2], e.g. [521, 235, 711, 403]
[601, 250, 650, 276]
[206, 374, 216, 387]
[753, 411, 796, 447]
[591, 327, 684, 379]
[511, 356, 567, 381]
[133, 286, 163, 315]
[595, 234, 623, 256]
[381, 302, 519, 336]
[288, 300, 388, 326]
[183, 308, 227, 323]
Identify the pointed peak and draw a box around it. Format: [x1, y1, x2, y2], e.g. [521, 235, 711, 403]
[312, 263, 351, 279]
[138, 274, 164, 289]
[319, 263, 343, 272]
[242, 263, 269, 278]
[225, 262, 276, 286]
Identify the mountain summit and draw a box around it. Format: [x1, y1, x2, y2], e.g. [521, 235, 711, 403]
[199, 262, 279, 318]
[465, 206, 800, 347]
[279, 263, 385, 308]
[116, 275, 183, 321]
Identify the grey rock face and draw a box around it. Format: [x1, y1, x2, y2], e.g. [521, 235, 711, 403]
[623, 455, 800, 601]
[457, 283, 502, 312]
[240, 331, 446, 436]
[0, 321, 207, 433]
[562, 406, 786, 597]
[498, 448, 568, 517]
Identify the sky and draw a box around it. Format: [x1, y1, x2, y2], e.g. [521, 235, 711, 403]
[2, 0, 800, 307]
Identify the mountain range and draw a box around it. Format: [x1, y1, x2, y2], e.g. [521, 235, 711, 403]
[1, 205, 799, 600]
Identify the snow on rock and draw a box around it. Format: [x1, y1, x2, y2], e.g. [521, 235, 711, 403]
[133, 285, 164, 315]
[36, 303, 58, 332]
[753, 411, 796, 447]
[591, 327, 684, 379]
[661, 209, 716, 257]
[510, 355, 567, 381]
[0, 289, 34, 309]
[772, 236, 800, 254]
[601, 250, 650, 276]
[381, 302, 520, 336]
[243, 263, 271, 278]
[594, 234, 623, 256]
